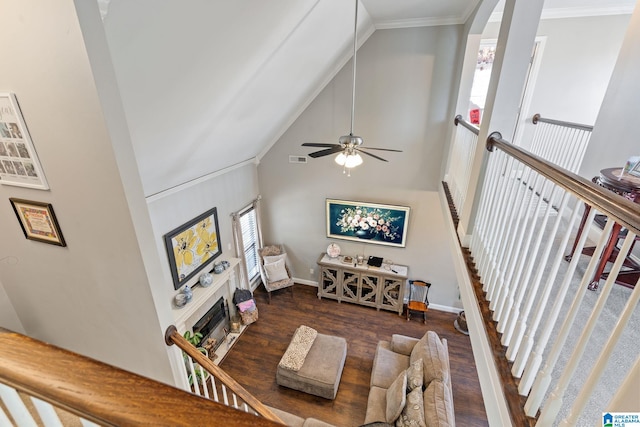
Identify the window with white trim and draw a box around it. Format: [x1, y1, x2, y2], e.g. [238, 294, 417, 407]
[239, 206, 259, 282]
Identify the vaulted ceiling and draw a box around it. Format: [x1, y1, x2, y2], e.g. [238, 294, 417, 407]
[98, 0, 635, 196]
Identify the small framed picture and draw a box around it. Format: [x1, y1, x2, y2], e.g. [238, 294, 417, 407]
[10, 198, 66, 246]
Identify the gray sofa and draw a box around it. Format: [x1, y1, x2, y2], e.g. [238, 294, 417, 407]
[364, 331, 455, 426]
[272, 330, 455, 427]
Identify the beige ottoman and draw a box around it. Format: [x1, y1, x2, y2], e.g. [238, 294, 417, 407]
[276, 332, 347, 400]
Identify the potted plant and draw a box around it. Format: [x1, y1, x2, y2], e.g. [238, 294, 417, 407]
[182, 331, 210, 385]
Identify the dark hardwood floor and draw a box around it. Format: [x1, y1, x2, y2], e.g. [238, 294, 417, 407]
[220, 284, 489, 427]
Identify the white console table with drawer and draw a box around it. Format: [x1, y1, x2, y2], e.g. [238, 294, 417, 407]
[316, 254, 408, 315]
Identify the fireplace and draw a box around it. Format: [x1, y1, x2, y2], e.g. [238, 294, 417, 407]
[192, 297, 229, 351]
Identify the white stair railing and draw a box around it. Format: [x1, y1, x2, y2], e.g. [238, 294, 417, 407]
[165, 326, 283, 422]
[0, 383, 100, 427]
[529, 114, 592, 174]
[466, 131, 639, 426]
[446, 115, 480, 218]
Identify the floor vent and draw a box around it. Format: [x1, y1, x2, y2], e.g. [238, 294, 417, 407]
[289, 155, 308, 164]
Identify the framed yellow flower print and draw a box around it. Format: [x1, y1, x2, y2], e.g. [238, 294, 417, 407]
[164, 207, 222, 290]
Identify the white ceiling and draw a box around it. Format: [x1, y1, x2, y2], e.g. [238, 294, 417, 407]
[98, 0, 636, 196]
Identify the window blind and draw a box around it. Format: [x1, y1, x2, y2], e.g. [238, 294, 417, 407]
[239, 207, 259, 281]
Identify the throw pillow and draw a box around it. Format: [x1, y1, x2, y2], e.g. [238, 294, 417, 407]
[385, 371, 407, 423]
[264, 258, 289, 282]
[395, 387, 426, 427]
[410, 331, 449, 387]
[263, 253, 287, 265]
[406, 358, 424, 392]
[423, 380, 454, 427]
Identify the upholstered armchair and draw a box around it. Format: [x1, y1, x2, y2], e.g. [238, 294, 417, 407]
[258, 244, 294, 303]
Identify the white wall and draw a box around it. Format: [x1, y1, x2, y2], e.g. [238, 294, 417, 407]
[581, 2, 640, 179]
[146, 163, 260, 304]
[0, 0, 173, 383]
[482, 14, 630, 152]
[258, 26, 464, 309]
[0, 278, 24, 333]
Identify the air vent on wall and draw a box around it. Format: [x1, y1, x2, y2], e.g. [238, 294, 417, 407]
[289, 155, 308, 164]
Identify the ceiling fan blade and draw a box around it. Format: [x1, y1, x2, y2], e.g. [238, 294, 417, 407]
[308, 146, 345, 158]
[358, 149, 388, 162]
[359, 147, 403, 152]
[302, 143, 340, 148]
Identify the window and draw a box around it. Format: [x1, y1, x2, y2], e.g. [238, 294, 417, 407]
[239, 206, 259, 282]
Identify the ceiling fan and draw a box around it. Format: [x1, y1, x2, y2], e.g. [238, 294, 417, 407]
[302, 0, 402, 175]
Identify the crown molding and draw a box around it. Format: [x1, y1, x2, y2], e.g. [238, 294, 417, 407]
[375, 15, 465, 29]
[489, 4, 634, 23]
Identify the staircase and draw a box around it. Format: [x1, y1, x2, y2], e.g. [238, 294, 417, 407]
[0, 327, 283, 426]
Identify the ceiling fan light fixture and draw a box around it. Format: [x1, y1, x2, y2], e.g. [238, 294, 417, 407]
[345, 152, 363, 168]
[335, 152, 347, 166]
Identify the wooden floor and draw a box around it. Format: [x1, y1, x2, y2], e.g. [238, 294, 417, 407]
[220, 285, 489, 427]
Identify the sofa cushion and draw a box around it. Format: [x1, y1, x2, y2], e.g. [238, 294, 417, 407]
[423, 380, 455, 427]
[405, 358, 423, 392]
[371, 341, 411, 389]
[410, 331, 448, 386]
[266, 406, 305, 427]
[385, 371, 407, 423]
[364, 386, 388, 424]
[395, 387, 426, 427]
[303, 419, 338, 427]
[390, 334, 420, 356]
[359, 423, 394, 427]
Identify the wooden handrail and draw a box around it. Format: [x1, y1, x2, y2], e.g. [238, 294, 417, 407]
[487, 132, 640, 235]
[165, 325, 284, 424]
[454, 114, 480, 135]
[0, 327, 282, 426]
[532, 113, 593, 132]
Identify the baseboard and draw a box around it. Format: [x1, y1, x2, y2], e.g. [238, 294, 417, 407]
[429, 303, 463, 314]
[292, 278, 318, 287]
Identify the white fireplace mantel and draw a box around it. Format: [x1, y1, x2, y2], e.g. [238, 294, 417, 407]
[171, 257, 242, 332]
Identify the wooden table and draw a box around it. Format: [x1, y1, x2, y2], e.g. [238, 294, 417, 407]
[566, 167, 640, 290]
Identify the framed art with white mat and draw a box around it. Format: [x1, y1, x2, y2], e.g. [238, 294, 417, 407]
[0, 92, 49, 190]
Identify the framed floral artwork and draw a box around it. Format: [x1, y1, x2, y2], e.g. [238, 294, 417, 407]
[326, 199, 410, 248]
[164, 207, 222, 290]
[0, 93, 49, 189]
[10, 198, 66, 246]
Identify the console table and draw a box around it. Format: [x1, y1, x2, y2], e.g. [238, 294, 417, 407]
[317, 254, 408, 315]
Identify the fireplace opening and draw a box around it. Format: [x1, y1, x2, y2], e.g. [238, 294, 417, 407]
[192, 297, 229, 351]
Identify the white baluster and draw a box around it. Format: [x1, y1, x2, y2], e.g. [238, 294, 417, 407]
[232, 393, 239, 409]
[559, 271, 640, 426]
[494, 174, 550, 324]
[30, 397, 63, 427]
[506, 195, 578, 361]
[519, 210, 607, 397]
[222, 384, 229, 406]
[501, 188, 569, 348]
[525, 222, 633, 426]
[186, 356, 201, 396]
[536, 231, 636, 425]
[210, 376, 219, 402]
[0, 383, 38, 427]
[0, 408, 13, 427]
